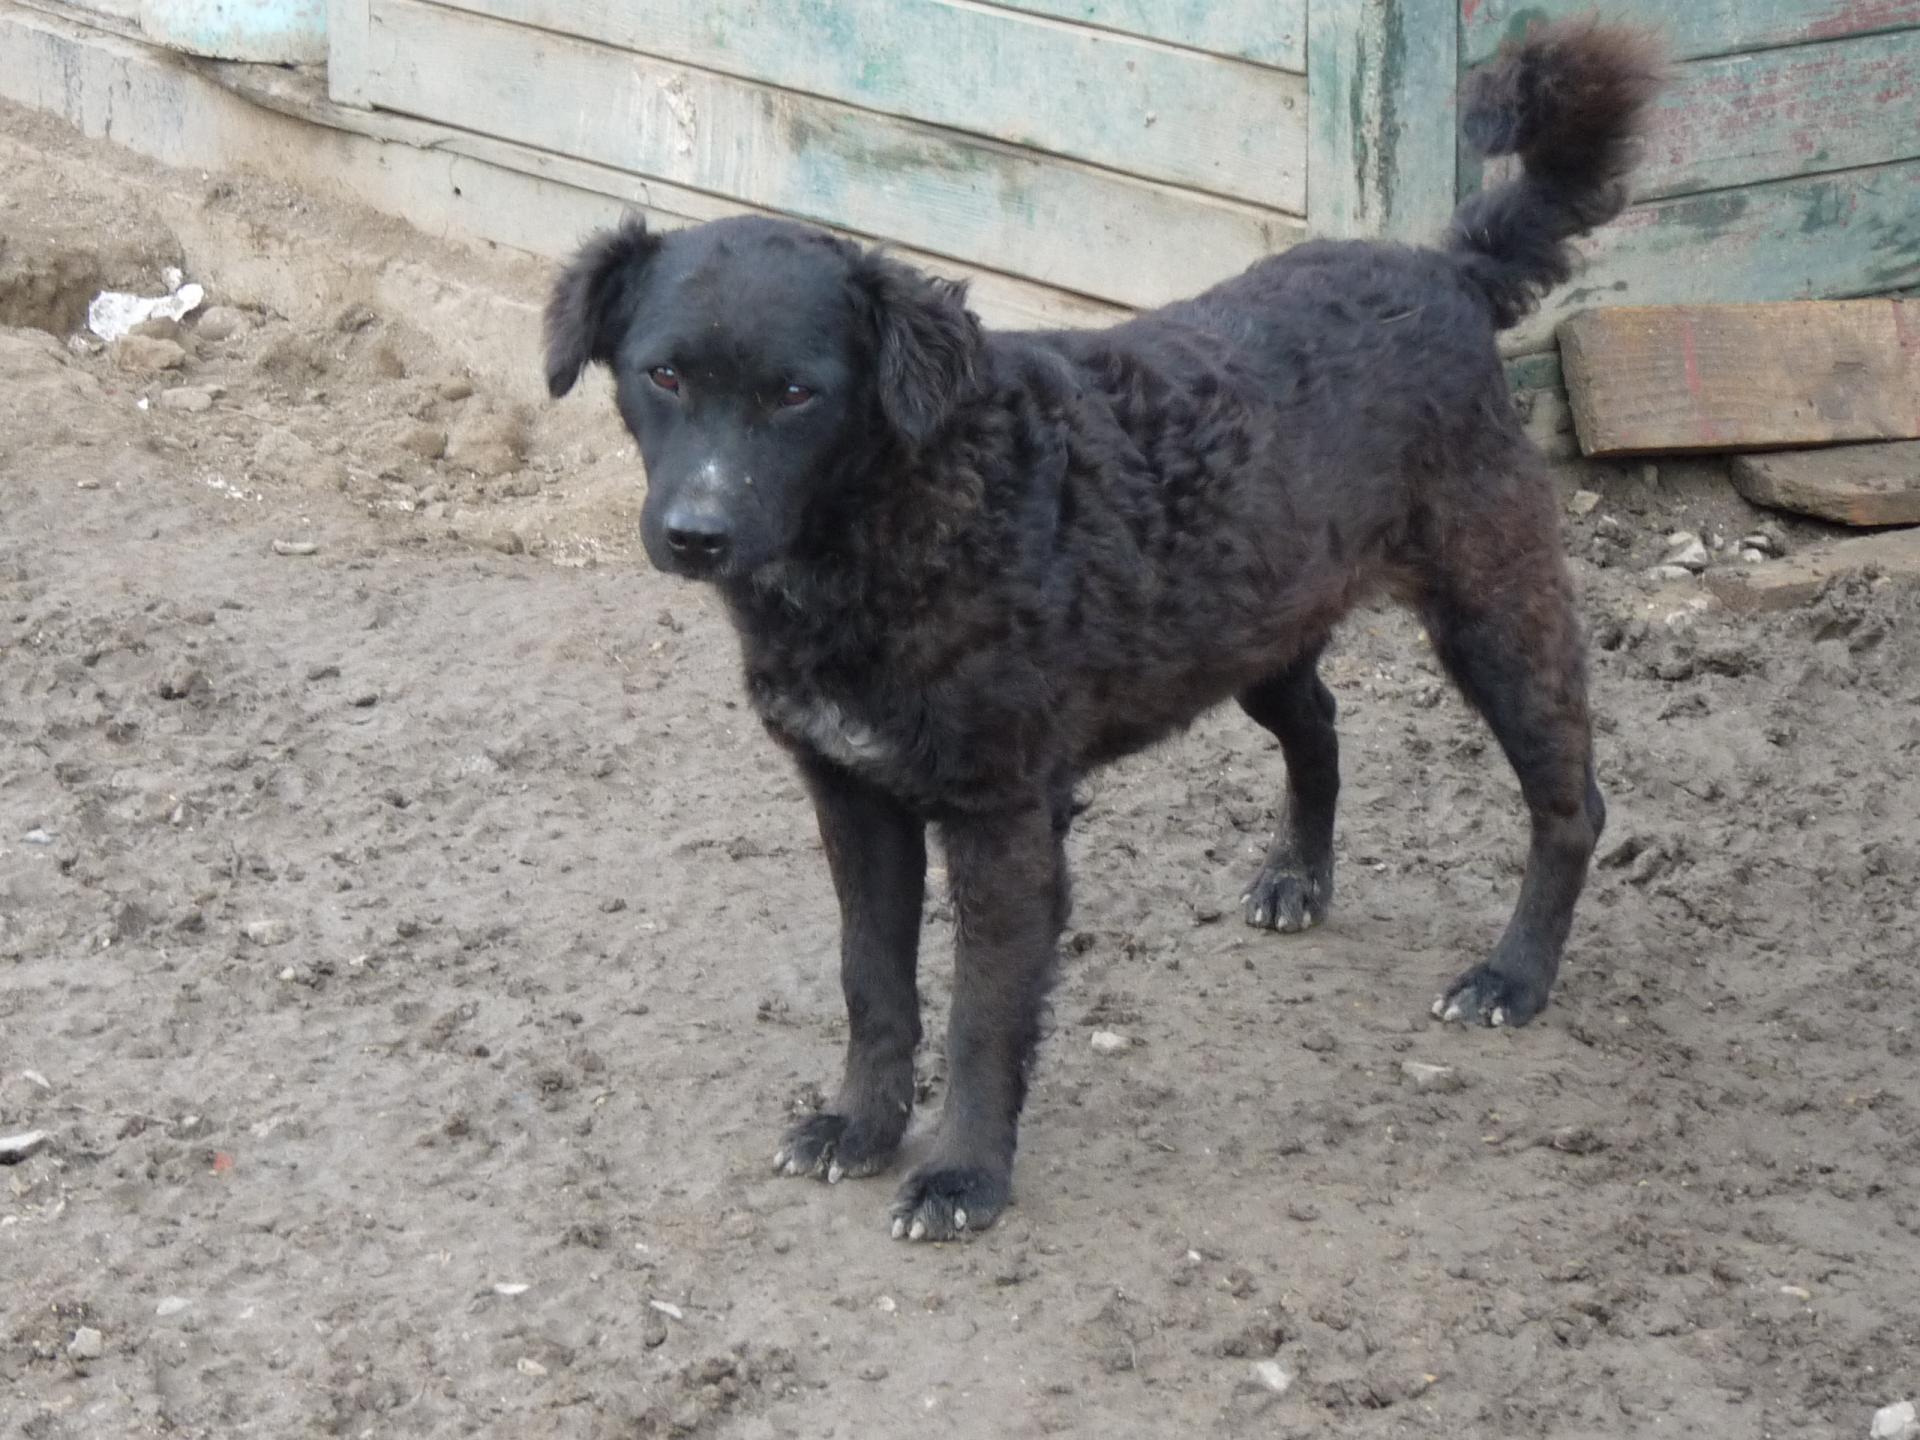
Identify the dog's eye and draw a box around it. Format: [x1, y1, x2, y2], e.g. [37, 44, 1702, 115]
[778, 383, 815, 408]
[648, 366, 681, 394]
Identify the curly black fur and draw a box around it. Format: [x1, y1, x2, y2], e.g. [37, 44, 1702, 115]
[546, 21, 1661, 1240]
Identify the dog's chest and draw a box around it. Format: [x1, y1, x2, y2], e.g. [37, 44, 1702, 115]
[757, 686, 897, 773]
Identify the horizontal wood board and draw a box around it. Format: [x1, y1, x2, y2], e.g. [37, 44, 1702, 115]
[1637, 28, 1920, 199]
[1505, 157, 1920, 354]
[436, 0, 1308, 211]
[981, 0, 1304, 70]
[1461, 0, 1920, 64]
[1559, 300, 1920, 455]
[358, 0, 1304, 310]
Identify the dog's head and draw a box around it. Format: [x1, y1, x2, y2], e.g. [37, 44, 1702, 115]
[545, 215, 984, 582]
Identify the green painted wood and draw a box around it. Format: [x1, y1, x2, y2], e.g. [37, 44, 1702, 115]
[325, 0, 370, 105]
[1461, 0, 1920, 65]
[359, 0, 1305, 311]
[1309, 0, 1460, 242]
[982, 0, 1304, 71]
[439, 0, 1307, 212]
[1635, 30, 1920, 199]
[1503, 157, 1920, 353]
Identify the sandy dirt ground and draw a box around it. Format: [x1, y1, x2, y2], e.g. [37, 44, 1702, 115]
[4, 102, 1920, 1440]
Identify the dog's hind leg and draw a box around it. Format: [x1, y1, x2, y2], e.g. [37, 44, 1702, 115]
[775, 756, 926, 1182]
[1420, 554, 1604, 1027]
[891, 798, 1063, 1241]
[1238, 648, 1339, 933]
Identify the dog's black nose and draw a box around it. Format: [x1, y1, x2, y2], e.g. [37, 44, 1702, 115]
[662, 510, 732, 571]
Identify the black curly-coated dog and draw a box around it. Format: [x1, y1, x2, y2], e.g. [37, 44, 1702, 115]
[546, 22, 1661, 1241]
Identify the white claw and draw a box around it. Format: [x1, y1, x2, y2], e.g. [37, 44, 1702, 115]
[773, 1149, 789, 1172]
[1442, 1000, 1464, 1024]
[828, 1162, 844, 1184]
[909, 1219, 927, 1242]
[891, 1217, 907, 1240]
[1490, 1007, 1507, 1028]
[954, 1209, 968, 1230]
[1253, 907, 1269, 927]
[1430, 996, 1446, 1019]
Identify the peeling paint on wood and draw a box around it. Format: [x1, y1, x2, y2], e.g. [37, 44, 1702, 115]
[358, 0, 1305, 310]
[1309, 0, 1458, 242]
[1635, 29, 1920, 199]
[432, 0, 1309, 211]
[987, 0, 1305, 72]
[1462, 0, 1920, 65]
[1504, 158, 1920, 354]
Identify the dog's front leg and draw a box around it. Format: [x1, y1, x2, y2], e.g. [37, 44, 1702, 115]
[775, 754, 926, 1182]
[892, 798, 1063, 1241]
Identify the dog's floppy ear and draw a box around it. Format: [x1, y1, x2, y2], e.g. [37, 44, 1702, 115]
[545, 216, 662, 397]
[853, 252, 984, 447]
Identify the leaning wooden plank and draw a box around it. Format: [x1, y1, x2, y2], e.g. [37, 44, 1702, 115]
[442, 0, 1307, 211]
[1706, 526, 1920, 611]
[1559, 301, 1920, 456]
[358, 0, 1302, 311]
[1729, 443, 1920, 526]
[1502, 158, 1920, 356]
[1637, 29, 1920, 200]
[1462, 0, 1920, 65]
[1308, 0, 1459, 242]
[984, 0, 1304, 71]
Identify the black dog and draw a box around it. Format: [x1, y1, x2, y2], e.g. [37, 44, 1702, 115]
[546, 22, 1660, 1241]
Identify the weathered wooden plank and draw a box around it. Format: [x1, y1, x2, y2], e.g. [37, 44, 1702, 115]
[1729, 443, 1920, 525]
[1309, 0, 1459, 241]
[224, 61, 1132, 334]
[324, 0, 372, 106]
[359, 0, 1303, 311]
[1706, 525, 1920, 611]
[1462, 0, 1920, 65]
[1637, 29, 1920, 199]
[1504, 157, 1920, 355]
[439, 0, 1307, 211]
[1559, 301, 1920, 456]
[980, 0, 1304, 70]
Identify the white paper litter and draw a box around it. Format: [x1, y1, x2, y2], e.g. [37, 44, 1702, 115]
[88, 277, 206, 342]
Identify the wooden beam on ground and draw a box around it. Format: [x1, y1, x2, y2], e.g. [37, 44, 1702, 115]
[1559, 301, 1920, 458]
[1706, 526, 1920, 612]
[1730, 443, 1920, 527]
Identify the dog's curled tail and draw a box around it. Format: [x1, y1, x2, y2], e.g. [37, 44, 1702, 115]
[1447, 20, 1663, 329]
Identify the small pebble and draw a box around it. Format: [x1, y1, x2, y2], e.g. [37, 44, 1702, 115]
[23, 828, 53, 845]
[516, 1357, 548, 1377]
[648, 1299, 685, 1321]
[158, 386, 216, 414]
[195, 306, 250, 342]
[1251, 1359, 1292, 1394]
[243, 919, 293, 947]
[272, 540, 319, 557]
[68, 1327, 104, 1361]
[154, 1297, 192, 1318]
[1663, 534, 1710, 573]
[1779, 1284, 1812, 1301]
[1089, 1030, 1131, 1055]
[857, 1363, 889, 1383]
[1649, 564, 1696, 583]
[493, 1282, 530, 1297]
[1400, 1060, 1466, 1093]
[1567, 489, 1601, 516]
[1740, 548, 1766, 564]
[1872, 1400, 1919, 1440]
[641, 1312, 669, 1348]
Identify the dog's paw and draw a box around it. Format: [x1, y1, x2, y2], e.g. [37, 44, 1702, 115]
[888, 1164, 1009, 1242]
[1242, 860, 1329, 933]
[1431, 965, 1549, 1029]
[773, 1112, 899, 1184]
